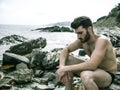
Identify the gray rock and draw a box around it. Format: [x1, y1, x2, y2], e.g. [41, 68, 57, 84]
[6, 37, 47, 55]
[7, 42, 32, 55]
[34, 70, 44, 77]
[42, 48, 62, 69]
[30, 49, 47, 67]
[35, 26, 73, 32]
[0, 77, 14, 89]
[9, 68, 33, 84]
[3, 52, 30, 66]
[16, 62, 28, 70]
[43, 72, 56, 81]
[0, 34, 28, 45]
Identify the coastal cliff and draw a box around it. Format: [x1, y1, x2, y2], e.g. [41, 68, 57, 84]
[94, 3, 120, 28]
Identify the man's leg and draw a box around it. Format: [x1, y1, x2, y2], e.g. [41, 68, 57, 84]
[65, 55, 85, 90]
[64, 72, 74, 90]
[80, 69, 112, 90]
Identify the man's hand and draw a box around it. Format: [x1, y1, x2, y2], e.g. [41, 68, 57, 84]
[56, 66, 71, 84]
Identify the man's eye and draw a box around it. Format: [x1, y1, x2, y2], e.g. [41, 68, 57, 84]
[77, 32, 83, 34]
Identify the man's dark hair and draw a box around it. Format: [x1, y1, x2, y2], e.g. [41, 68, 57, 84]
[71, 16, 93, 29]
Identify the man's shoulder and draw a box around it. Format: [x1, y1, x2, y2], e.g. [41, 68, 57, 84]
[98, 35, 109, 40]
[95, 35, 110, 47]
[97, 35, 110, 43]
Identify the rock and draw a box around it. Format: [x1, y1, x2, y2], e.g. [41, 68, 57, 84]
[34, 70, 44, 77]
[117, 58, 120, 71]
[114, 72, 120, 85]
[43, 72, 56, 81]
[7, 63, 33, 84]
[0, 77, 14, 89]
[42, 48, 62, 70]
[2, 52, 30, 66]
[34, 84, 55, 90]
[116, 48, 120, 57]
[29, 37, 47, 49]
[33, 77, 48, 85]
[8, 68, 33, 84]
[16, 63, 28, 70]
[30, 49, 47, 67]
[35, 26, 73, 32]
[78, 49, 86, 56]
[95, 29, 120, 47]
[6, 37, 47, 55]
[0, 34, 28, 45]
[7, 42, 32, 55]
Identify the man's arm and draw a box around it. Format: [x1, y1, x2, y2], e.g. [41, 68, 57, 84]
[56, 39, 82, 83]
[64, 38, 108, 72]
[59, 39, 82, 66]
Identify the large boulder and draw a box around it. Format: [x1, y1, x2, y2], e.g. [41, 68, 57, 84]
[2, 52, 30, 66]
[6, 37, 47, 55]
[0, 34, 28, 45]
[30, 49, 47, 68]
[42, 48, 62, 70]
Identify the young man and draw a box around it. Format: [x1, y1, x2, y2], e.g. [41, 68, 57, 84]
[56, 16, 117, 90]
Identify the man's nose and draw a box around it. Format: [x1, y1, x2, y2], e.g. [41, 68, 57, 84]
[77, 34, 81, 38]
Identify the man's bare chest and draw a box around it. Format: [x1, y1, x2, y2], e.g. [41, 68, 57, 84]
[82, 44, 95, 56]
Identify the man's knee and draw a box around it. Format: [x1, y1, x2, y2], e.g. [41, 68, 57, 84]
[80, 71, 94, 85]
[66, 55, 83, 65]
[66, 55, 73, 65]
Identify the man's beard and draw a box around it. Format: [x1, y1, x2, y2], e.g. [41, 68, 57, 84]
[79, 30, 90, 43]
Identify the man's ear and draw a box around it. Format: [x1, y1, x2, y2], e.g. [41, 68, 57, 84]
[88, 26, 93, 32]
[87, 26, 93, 34]
[88, 26, 92, 31]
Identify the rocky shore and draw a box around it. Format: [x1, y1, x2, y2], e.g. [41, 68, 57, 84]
[0, 3, 120, 90]
[0, 26, 120, 90]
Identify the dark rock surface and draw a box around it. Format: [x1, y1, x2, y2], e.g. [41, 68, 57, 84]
[34, 26, 73, 32]
[0, 34, 28, 45]
[6, 37, 47, 55]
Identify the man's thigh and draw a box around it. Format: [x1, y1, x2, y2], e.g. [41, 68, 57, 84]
[89, 69, 112, 88]
[66, 55, 85, 65]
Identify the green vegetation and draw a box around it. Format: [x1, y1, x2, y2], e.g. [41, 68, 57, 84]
[94, 3, 120, 27]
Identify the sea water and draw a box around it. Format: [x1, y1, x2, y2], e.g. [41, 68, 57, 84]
[0, 24, 77, 61]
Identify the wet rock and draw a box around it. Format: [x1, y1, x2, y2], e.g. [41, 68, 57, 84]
[2, 52, 30, 66]
[0, 34, 28, 45]
[6, 37, 47, 55]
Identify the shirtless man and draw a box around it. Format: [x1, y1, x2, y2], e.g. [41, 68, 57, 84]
[56, 16, 117, 90]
